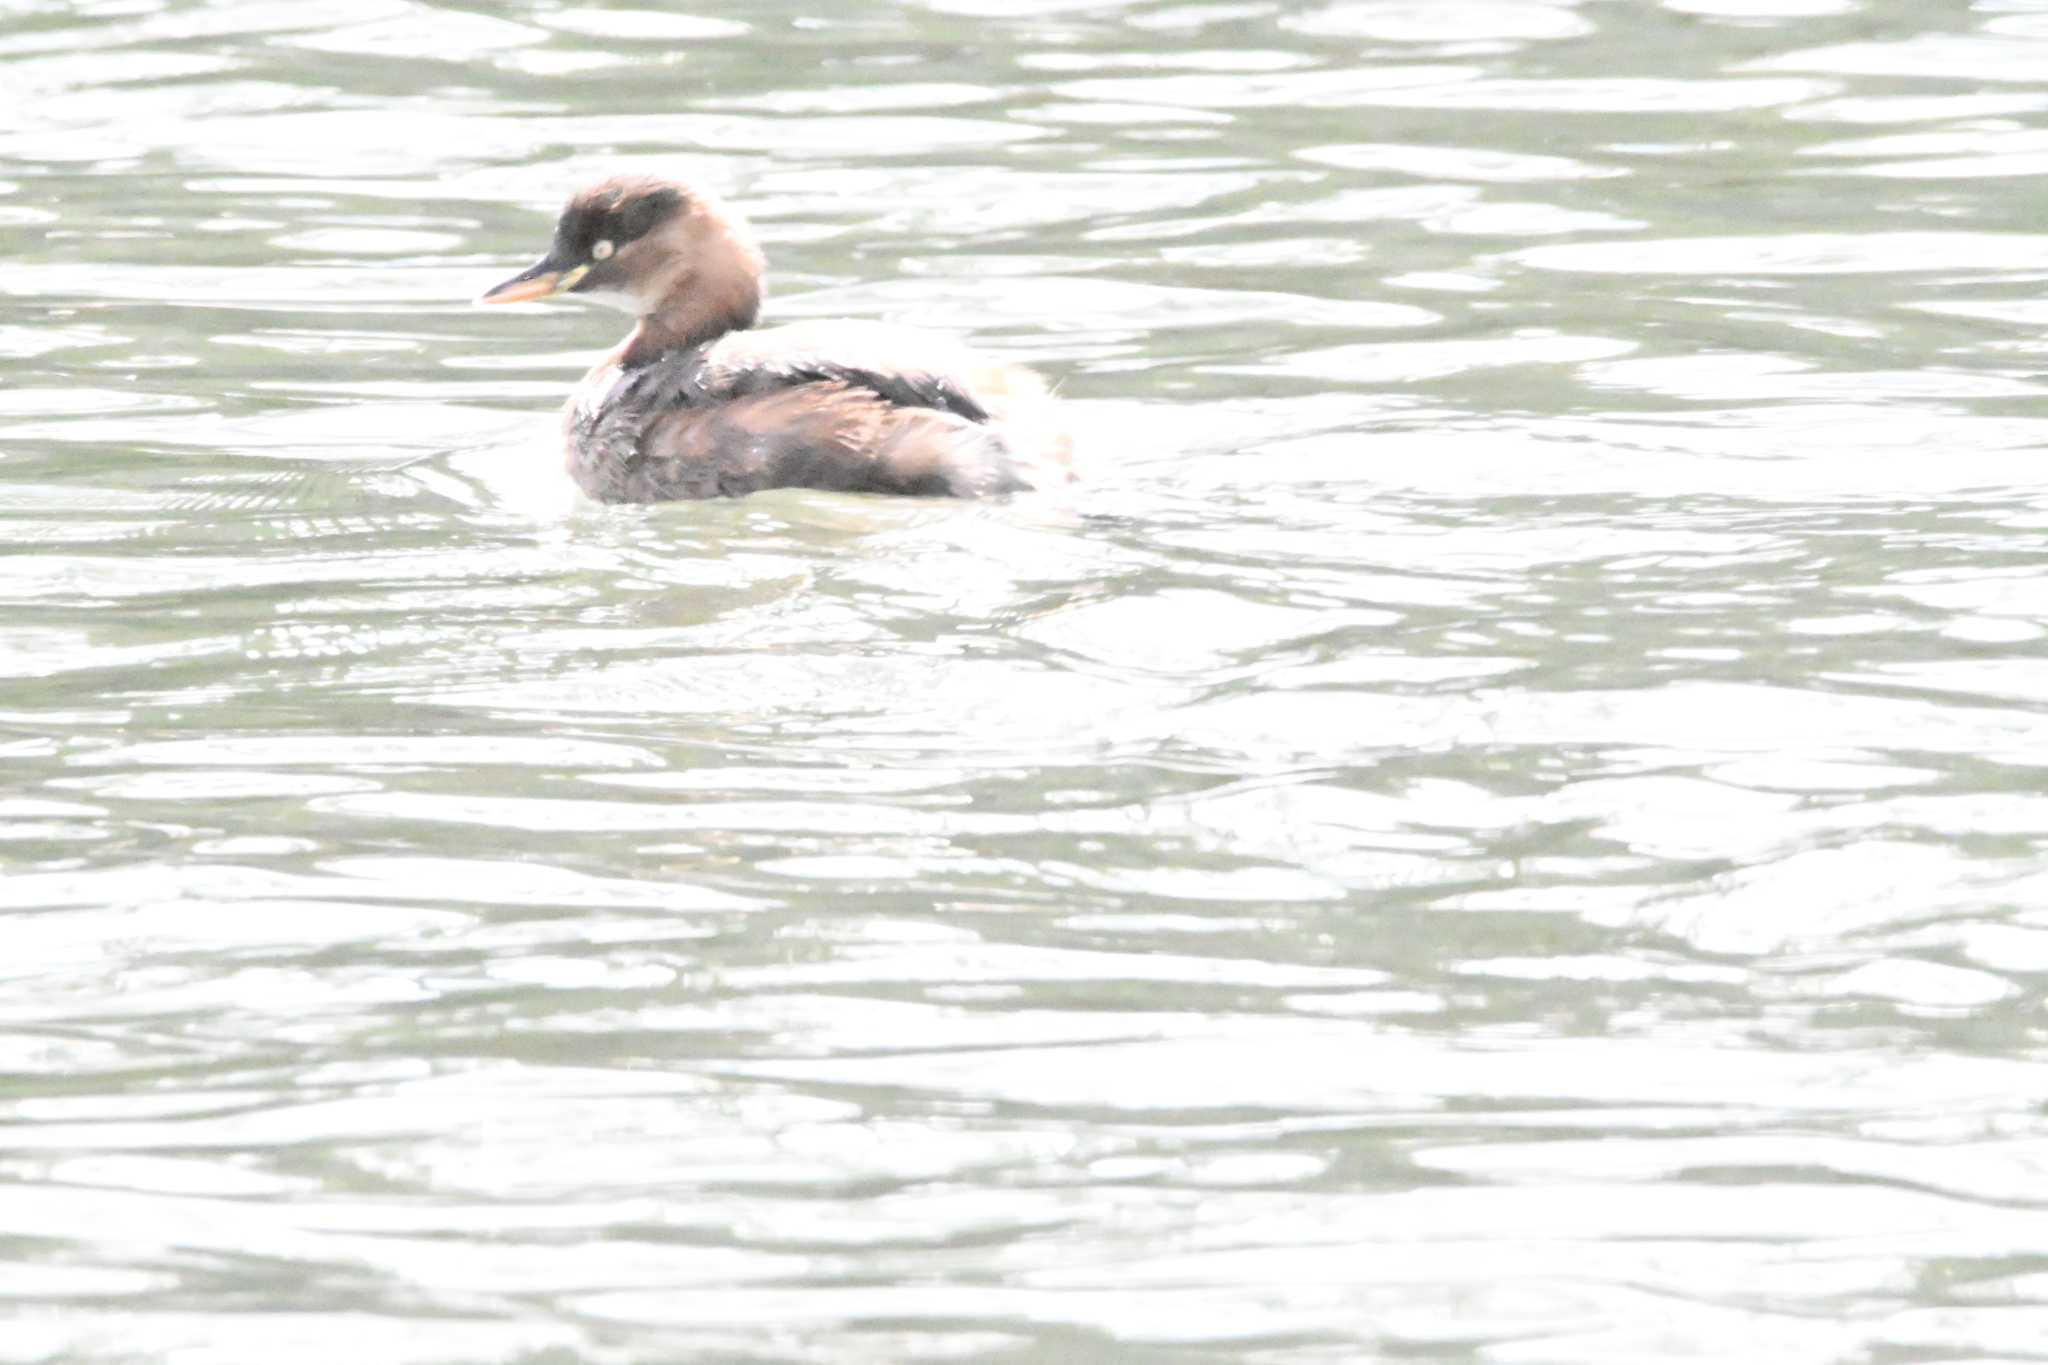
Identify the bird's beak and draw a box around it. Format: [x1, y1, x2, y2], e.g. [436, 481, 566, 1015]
[477, 257, 590, 305]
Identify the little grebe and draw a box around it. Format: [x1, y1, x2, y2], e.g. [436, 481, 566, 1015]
[478, 175, 1068, 502]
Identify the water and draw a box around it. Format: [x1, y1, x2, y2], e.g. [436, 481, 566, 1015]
[6, 0, 2048, 1360]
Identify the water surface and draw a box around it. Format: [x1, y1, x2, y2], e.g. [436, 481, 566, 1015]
[6, 1, 2048, 1362]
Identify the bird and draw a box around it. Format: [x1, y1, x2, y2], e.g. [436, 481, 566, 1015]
[477, 175, 1071, 503]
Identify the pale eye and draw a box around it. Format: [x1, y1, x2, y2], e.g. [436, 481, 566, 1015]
[592, 238, 615, 261]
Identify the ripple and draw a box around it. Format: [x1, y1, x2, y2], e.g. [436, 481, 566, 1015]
[1284, 1, 1597, 42]
[1222, 329, 1633, 382]
[1299, 141, 1624, 181]
[540, 8, 749, 40]
[75, 735, 659, 769]
[723, 1021, 2048, 1113]
[1367, 75, 1837, 111]
[1516, 231, 2048, 274]
[279, 8, 546, 57]
[1750, 33, 2048, 81]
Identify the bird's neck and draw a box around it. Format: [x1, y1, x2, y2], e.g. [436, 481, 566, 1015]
[620, 244, 763, 368]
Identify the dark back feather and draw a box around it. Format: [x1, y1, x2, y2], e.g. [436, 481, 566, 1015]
[564, 312, 1045, 501]
[570, 380, 1023, 502]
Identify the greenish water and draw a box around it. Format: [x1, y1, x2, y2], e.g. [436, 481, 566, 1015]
[6, 1, 2048, 1361]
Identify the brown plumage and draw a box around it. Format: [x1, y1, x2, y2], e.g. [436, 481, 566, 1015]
[479, 175, 1071, 502]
